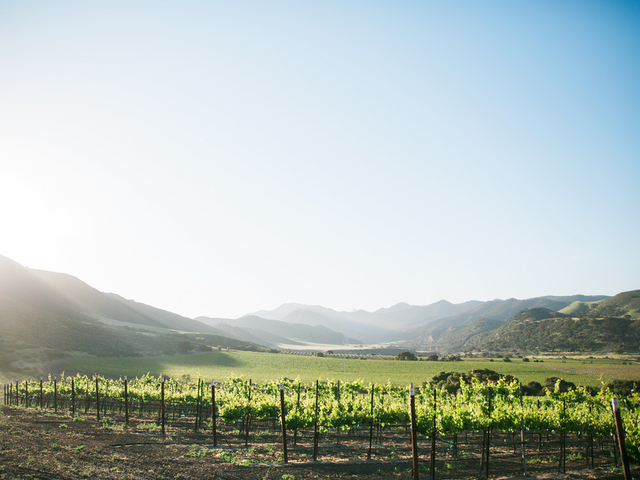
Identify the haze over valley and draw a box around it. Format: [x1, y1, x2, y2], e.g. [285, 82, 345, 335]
[2, 253, 638, 378]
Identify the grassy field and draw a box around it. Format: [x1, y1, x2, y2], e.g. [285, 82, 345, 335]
[61, 352, 640, 387]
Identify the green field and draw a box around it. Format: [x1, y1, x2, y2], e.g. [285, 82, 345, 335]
[62, 352, 640, 387]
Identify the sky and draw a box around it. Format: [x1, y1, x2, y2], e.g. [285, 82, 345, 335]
[1, 1, 639, 320]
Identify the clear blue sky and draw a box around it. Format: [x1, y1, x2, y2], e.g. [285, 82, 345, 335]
[1, 1, 639, 319]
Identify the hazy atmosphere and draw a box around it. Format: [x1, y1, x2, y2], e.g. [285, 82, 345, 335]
[1, 1, 639, 319]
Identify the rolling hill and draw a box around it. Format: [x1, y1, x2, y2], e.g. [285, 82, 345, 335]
[0, 255, 262, 376]
[1, 252, 637, 378]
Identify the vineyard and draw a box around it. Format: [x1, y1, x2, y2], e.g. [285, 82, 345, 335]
[3, 374, 639, 478]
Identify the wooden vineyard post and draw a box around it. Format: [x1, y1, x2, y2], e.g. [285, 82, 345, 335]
[589, 405, 594, 469]
[95, 377, 100, 421]
[54, 377, 58, 414]
[244, 379, 251, 445]
[161, 377, 165, 436]
[480, 387, 492, 479]
[211, 380, 217, 447]
[612, 398, 632, 480]
[279, 383, 288, 463]
[368, 384, 375, 460]
[85, 377, 90, 414]
[71, 378, 75, 417]
[25, 380, 29, 408]
[430, 389, 437, 480]
[294, 383, 301, 446]
[40, 377, 43, 410]
[195, 379, 201, 434]
[313, 380, 319, 462]
[409, 386, 419, 480]
[559, 399, 566, 473]
[336, 380, 341, 445]
[200, 379, 206, 431]
[519, 382, 527, 477]
[124, 377, 129, 426]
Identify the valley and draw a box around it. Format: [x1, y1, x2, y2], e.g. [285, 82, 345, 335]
[1, 253, 639, 387]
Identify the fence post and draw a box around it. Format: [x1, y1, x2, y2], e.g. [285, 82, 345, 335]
[519, 382, 527, 476]
[124, 376, 129, 426]
[195, 378, 201, 434]
[313, 380, 319, 461]
[410, 386, 419, 480]
[95, 377, 100, 421]
[161, 377, 165, 435]
[336, 380, 341, 445]
[368, 384, 375, 460]
[612, 398, 632, 480]
[244, 379, 250, 444]
[430, 389, 437, 480]
[279, 383, 288, 463]
[211, 380, 217, 447]
[560, 399, 566, 473]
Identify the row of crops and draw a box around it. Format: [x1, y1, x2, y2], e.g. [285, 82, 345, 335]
[3, 374, 639, 474]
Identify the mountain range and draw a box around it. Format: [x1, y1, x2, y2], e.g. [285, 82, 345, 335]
[1, 253, 639, 377]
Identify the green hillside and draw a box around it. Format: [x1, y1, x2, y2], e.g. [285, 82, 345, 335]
[590, 290, 640, 318]
[0, 255, 263, 378]
[483, 309, 640, 353]
[559, 300, 601, 316]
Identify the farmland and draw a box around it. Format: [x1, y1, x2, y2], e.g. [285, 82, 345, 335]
[60, 351, 640, 388]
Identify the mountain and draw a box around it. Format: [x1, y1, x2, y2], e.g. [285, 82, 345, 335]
[0, 254, 262, 376]
[196, 315, 361, 347]
[354, 300, 485, 330]
[30, 269, 226, 335]
[420, 291, 640, 354]
[407, 294, 610, 347]
[481, 304, 640, 353]
[2, 252, 636, 374]
[248, 300, 483, 343]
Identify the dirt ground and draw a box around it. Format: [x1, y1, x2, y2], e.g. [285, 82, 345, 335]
[0, 405, 635, 480]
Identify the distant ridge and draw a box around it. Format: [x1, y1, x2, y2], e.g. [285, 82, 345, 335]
[1, 252, 637, 375]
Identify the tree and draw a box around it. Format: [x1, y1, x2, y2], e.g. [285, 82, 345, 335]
[545, 377, 576, 392]
[178, 340, 193, 354]
[427, 354, 439, 361]
[397, 351, 418, 361]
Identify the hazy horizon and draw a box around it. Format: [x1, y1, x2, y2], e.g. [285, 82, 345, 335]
[2, 1, 639, 319]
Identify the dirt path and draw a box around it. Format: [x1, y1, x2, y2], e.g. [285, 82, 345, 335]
[1, 406, 635, 480]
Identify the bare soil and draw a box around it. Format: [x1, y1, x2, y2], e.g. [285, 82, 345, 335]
[0, 405, 635, 479]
